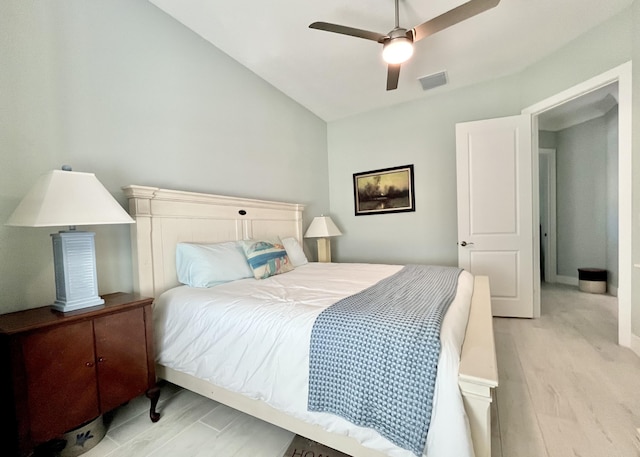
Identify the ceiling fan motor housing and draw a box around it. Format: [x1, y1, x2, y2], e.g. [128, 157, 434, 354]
[382, 28, 414, 64]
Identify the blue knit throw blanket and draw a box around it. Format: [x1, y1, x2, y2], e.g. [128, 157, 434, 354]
[308, 265, 462, 456]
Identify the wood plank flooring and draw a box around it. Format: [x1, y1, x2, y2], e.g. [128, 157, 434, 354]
[79, 283, 640, 457]
[81, 384, 295, 457]
[493, 283, 640, 457]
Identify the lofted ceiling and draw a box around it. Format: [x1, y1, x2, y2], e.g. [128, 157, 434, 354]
[148, 0, 633, 121]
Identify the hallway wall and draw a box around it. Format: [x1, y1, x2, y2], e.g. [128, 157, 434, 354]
[555, 111, 618, 289]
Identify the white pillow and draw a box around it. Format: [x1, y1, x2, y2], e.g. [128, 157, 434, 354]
[282, 237, 308, 267]
[176, 241, 253, 287]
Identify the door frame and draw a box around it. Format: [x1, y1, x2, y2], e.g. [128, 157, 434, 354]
[539, 148, 557, 284]
[522, 61, 632, 347]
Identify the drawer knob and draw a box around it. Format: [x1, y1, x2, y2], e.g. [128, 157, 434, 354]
[98, 357, 105, 363]
[85, 361, 94, 367]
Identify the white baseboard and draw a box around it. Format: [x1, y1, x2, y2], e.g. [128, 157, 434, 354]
[631, 333, 640, 359]
[556, 275, 579, 286]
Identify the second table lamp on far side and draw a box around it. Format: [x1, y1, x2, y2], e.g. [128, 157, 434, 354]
[304, 215, 342, 262]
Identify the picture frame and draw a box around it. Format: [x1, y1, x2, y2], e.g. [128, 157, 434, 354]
[353, 164, 415, 216]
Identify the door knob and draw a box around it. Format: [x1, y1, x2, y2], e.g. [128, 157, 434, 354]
[459, 241, 474, 247]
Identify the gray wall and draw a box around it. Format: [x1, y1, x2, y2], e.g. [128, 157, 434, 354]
[0, 0, 328, 313]
[539, 130, 557, 149]
[328, 76, 521, 265]
[555, 117, 608, 280]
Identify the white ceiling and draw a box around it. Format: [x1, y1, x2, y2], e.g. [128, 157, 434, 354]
[148, 0, 632, 122]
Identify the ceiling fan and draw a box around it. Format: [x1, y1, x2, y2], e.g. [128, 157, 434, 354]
[309, 0, 500, 90]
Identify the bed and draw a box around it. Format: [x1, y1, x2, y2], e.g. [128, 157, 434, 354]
[122, 185, 498, 457]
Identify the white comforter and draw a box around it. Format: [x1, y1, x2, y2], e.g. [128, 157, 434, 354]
[154, 263, 475, 457]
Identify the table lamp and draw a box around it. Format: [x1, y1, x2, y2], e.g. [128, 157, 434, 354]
[304, 215, 342, 263]
[5, 166, 134, 313]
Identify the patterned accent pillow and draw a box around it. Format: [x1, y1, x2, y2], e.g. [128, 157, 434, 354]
[240, 238, 294, 279]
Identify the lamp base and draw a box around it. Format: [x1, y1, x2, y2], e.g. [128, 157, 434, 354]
[316, 238, 332, 263]
[51, 231, 105, 313]
[51, 297, 105, 313]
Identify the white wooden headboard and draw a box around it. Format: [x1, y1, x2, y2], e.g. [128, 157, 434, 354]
[122, 185, 305, 298]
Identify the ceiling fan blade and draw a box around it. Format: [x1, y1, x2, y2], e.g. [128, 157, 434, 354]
[386, 64, 401, 91]
[410, 0, 500, 42]
[309, 22, 386, 42]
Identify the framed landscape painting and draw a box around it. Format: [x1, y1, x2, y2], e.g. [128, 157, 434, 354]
[353, 164, 415, 216]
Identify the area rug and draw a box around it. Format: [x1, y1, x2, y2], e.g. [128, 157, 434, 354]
[283, 435, 351, 457]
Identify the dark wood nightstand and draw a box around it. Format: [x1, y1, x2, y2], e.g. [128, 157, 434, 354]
[0, 292, 160, 457]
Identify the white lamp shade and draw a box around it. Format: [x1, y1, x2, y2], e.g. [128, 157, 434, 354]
[6, 169, 134, 227]
[304, 216, 342, 238]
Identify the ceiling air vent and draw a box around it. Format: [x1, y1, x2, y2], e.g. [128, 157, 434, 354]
[418, 71, 448, 91]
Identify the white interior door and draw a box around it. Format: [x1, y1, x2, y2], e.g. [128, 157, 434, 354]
[456, 114, 534, 318]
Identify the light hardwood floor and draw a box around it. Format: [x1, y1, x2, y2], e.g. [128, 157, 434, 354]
[79, 283, 640, 457]
[492, 283, 640, 457]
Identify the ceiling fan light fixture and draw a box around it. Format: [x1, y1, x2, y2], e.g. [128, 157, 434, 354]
[382, 37, 414, 64]
[311, 0, 502, 89]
